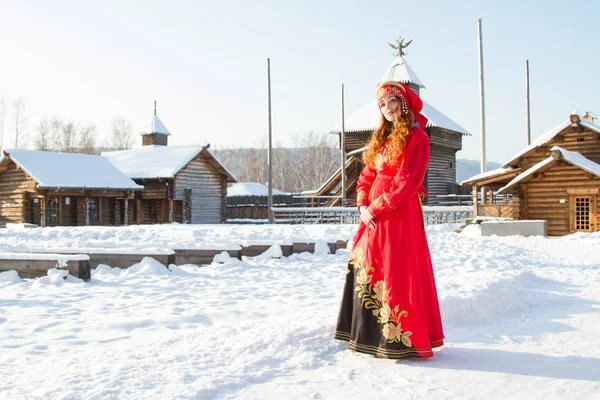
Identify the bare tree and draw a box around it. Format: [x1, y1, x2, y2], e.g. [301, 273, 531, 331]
[77, 123, 98, 154]
[110, 116, 134, 150]
[213, 132, 339, 193]
[12, 97, 27, 148]
[289, 132, 338, 191]
[49, 118, 62, 151]
[60, 122, 77, 152]
[34, 116, 52, 151]
[0, 96, 7, 151]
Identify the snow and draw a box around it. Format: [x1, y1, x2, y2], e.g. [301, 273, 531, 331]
[498, 146, 600, 194]
[551, 145, 600, 176]
[150, 114, 170, 135]
[379, 55, 426, 88]
[338, 98, 470, 135]
[460, 166, 515, 185]
[501, 114, 600, 168]
[103, 145, 236, 182]
[0, 149, 143, 190]
[0, 252, 89, 261]
[497, 157, 554, 194]
[0, 223, 599, 399]
[103, 145, 205, 179]
[227, 182, 284, 196]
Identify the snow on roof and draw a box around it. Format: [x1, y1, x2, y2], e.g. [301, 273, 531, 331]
[337, 98, 470, 135]
[551, 145, 600, 176]
[501, 114, 600, 168]
[202, 147, 238, 183]
[103, 145, 235, 181]
[1, 149, 143, 190]
[460, 167, 515, 186]
[497, 158, 554, 194]
[151, 115, 170, 135]
[227, 182, 284, 196]
[497, 146, 600, 194]
[379, 56, 425, 88]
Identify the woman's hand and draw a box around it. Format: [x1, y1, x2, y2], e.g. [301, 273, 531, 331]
[359, 206, 376, 229]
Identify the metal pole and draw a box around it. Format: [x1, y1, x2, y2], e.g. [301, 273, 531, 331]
[525, 59, 531, 146]
[477, 18, 487, 204]
[340, 83, 347, 207]
[267, 58, 274, 223]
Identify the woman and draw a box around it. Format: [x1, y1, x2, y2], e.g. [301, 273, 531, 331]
[334, 81, 444, 359]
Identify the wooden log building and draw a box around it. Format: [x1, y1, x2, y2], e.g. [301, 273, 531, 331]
[0, 112, 237, 227]
[309, 48, 470, 206]
[103, 113, 238, 224]
[0, 149, 143, 227]
[461, 112, 600, 236]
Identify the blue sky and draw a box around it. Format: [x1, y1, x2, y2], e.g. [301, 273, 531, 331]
[0, 0, 598, 163]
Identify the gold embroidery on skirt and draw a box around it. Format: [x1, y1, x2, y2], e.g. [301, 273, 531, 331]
[350, 245, 412, 346]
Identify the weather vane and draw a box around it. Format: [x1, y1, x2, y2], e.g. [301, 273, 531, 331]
[389, 37, 413, 57]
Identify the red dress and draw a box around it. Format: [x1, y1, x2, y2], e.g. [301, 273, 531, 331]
[334, 128, 445, 359]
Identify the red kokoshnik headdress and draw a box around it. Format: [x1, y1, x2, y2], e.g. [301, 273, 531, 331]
[376, 81, 428, 129]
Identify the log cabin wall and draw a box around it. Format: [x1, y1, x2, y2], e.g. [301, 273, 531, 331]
[0, 159, 37, 225]
[101, 198, 113, 225]
[138, 180, 168, 200]
[61, 197, 77, 226]
[520, 164, 600, 236]
[427, 128, 462, 205]
[174, 152, 227, 223]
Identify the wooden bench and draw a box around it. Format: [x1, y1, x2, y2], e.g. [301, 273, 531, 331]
[0, 253, 91, 280]
[173, 248, 242, 266]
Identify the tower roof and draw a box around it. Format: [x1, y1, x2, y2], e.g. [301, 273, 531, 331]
[151, 114, 170, 136]
[379, 55, 425, 88]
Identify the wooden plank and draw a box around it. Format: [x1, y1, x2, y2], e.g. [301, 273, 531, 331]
[241, 244, 293, 257]
[0, 258, 91, 280]
[174, 249, 241, 265]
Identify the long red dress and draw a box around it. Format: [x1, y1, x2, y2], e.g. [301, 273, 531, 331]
[334, 128, 445, 359]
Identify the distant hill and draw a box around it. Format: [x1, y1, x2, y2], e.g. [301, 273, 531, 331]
[456, 159, 502, 184]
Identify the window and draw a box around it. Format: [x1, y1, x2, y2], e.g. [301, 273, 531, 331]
[46, 197, 59, 225]
[574, 197, 591, 231]
[88, 198, 99, 224]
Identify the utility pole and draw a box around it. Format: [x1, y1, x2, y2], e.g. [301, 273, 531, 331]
[477, 18, 487, 204]
[267, 58, 274, 223]
[340, 83, 347, 207]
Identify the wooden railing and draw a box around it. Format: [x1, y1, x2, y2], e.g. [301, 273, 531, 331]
[270, 206, 473, 225]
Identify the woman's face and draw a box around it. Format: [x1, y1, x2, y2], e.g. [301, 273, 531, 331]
[379, 97, 400, 122]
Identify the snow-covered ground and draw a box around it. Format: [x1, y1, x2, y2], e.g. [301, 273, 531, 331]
[0, 223, 599, 400]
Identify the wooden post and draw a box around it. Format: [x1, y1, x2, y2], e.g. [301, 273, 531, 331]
[477, 18, 488, 205]
[340, 83, 347, 207]
[40, 196, 46, 228]
[85, 197, 90, 226]
[169, 200, 174, 223]
[124, 198, 129, 226]
[98, 198, 103, 225]
[58, 197, 63, 225]
[267, 58, 274, 223]
[488, 187, 493, 204]
[137, 199, 142, 224]
[473, 185, 478, 216]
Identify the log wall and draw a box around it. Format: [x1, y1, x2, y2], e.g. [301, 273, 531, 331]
[174, 152, 227, 223]
[0, 160, 37, 225]
[521, 165, 600, 236]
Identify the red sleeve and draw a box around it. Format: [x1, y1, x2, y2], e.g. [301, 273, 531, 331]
[368, 130, 429, 217]
[356, 164, 377, 209]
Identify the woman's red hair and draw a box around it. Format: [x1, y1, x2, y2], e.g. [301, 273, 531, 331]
[363, 105, 415, 168]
